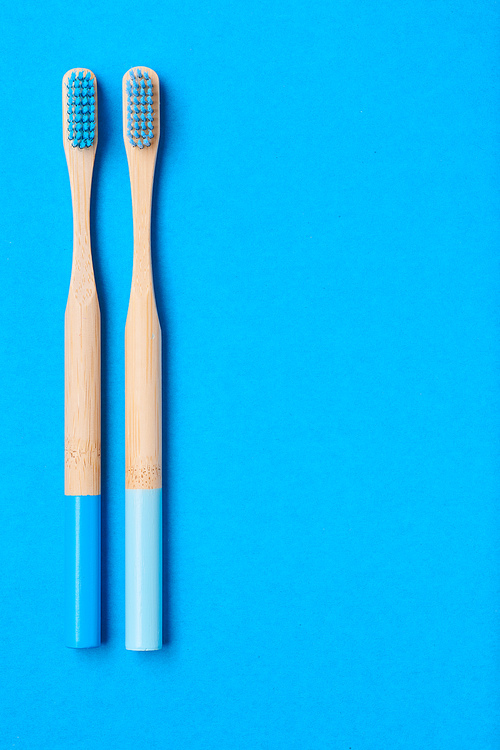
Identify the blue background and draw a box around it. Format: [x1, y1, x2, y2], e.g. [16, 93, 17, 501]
[0, 0, 499, 747]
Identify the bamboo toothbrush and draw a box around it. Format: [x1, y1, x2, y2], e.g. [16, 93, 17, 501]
[63, 69, 101, 649]
[123, 67, 162, 651]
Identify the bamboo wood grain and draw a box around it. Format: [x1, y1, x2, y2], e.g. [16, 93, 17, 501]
[63, 69, 100, 496]
[123, 68, 162, 490]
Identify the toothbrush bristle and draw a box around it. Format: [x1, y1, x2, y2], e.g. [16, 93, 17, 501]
[126, 68, 154, 148]
[66, 70, 96, 149]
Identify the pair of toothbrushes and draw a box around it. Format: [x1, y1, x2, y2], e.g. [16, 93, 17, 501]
[63, 67, 162, 651]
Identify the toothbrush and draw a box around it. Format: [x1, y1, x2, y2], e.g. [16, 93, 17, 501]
[63, 69, 101, 649]
[123, 67, 162, 651]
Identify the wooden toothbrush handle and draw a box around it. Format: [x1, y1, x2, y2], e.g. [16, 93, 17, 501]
[64, 292, 101, 496]
[125, 287, 162, 490]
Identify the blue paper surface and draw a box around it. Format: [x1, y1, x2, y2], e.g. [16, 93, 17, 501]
[0, 0, 499, 747]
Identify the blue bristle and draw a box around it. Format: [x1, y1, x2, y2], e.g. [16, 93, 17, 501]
[126, 68, 155, 148]
[66, 70, 95, 148]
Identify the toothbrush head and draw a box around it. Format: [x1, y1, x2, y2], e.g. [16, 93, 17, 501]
[63, 69, 97, 149]
[125, 67, 156, 149]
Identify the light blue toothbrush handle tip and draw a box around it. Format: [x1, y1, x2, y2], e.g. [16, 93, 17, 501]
[125, 489, 162, 651]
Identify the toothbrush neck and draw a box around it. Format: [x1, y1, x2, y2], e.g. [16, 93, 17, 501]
[70, 174, 95, 299]
[72, 199, 92, 253]
[131, 179, 154, 294]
